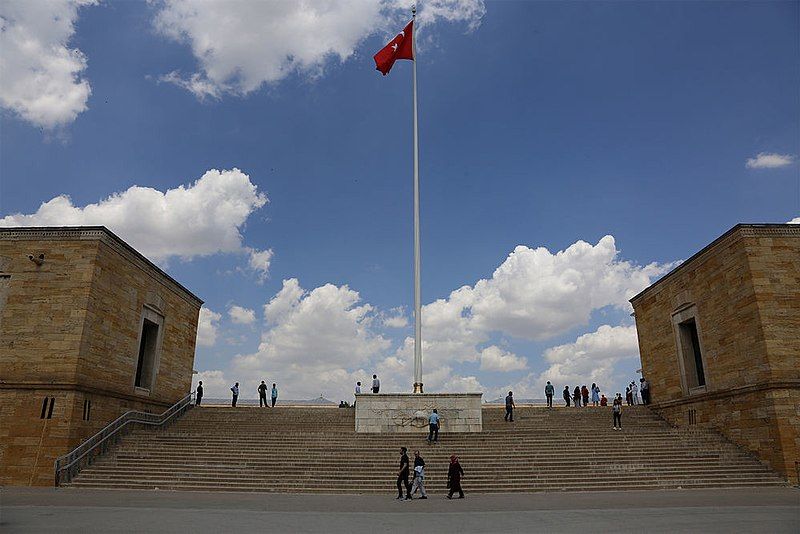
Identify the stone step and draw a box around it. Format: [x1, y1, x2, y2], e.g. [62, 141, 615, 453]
[69, 405, 782, 494]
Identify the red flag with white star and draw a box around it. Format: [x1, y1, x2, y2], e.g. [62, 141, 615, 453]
[373, 20, 414, 75]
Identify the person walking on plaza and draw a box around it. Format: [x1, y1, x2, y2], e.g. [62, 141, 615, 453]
[372, 374, 380, 394]
[612, 393, 623, 430]
[258, 381, 268, 408]
[544, 381, 554, 408]
[573, 386, 581, 408]
[640, 377, 650, 405]
[563, 385, 571, 407]
[397, 447, 411, 500]
[427, 409, 440, 443]
[631, 381, 639, 405]
[230, 382, 239, 407]
[271, 383, 278, 407]
[447, 455, 465, 499]
[581, 385, 589, 407]
[195, 381, 203, 406]
[504, 391, 515, 422]
[411, 451, 427, 499]
[600, 394, 608, 406]
[591, 383, 600, 406]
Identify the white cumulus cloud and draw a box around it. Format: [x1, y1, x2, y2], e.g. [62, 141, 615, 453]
[492, 324, 640, 401]
[479, 345, 527, 372]
[153, 0, 485, 99]
[382, 307, 409, 328]
[746, 152, 795, 169]
[0, 0, 96, 128]
[229, 305, 256, 325]
[234, 278, 391, 399]
[0, 168, 269, 266]
[192, 369, 229, 398]
[196, 307, 221, 347]
[246, 247, 274, 282]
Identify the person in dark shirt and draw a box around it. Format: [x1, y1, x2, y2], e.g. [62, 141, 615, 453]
[195, 381, 203, 406]
[396, 447, 411, 500]
[581, 385, 589, 407]
[573, 386, 581, 408]
[613, 393, 623, 430]
[446, 454, 465, 499]
[563, 385, 571, 407]
[258, 381, 268, 408]
[504, 391, 515, 422]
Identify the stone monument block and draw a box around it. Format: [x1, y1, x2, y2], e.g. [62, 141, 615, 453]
[354, 393, 482, 433]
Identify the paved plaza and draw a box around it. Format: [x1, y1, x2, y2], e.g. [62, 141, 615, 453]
[1, 487, 797, 533]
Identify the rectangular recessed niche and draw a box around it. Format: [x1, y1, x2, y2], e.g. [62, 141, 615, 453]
[134, 306, 165, 392]
[678, 318, 706, 388]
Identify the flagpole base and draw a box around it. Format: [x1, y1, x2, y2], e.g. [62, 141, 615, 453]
[413, 382, 424, 394]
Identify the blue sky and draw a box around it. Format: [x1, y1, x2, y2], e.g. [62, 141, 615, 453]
[1, 0, 798, 401]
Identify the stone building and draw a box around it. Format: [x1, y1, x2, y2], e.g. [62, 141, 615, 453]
[0, 226, 202, 486]
[630, 223, 799, 483]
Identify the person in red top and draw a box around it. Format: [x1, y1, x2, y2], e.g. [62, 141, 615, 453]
[600, 394, 608, 407]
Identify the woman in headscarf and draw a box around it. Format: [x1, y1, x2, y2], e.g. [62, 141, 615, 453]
[591, 383, 600, 406]
[447, 454, 465, 499]
[573, 386, 581, 408]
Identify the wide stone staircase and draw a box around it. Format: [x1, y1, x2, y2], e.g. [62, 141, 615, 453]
[65, 405, 785, 493]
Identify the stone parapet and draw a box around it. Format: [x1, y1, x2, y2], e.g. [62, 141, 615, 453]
[354, 393, 482, 433]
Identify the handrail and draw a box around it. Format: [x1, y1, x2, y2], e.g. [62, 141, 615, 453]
[54, 390, 196, 486]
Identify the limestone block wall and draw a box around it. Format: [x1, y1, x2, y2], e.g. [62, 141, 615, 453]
[355, 393, 482, 433]
[631, 224, 799, 483]
[653, 388, 799, 483]
[0, 236, 97, 384]
[632, 231, 773, 402]
[76, 237, 200, 403]
[0, 388, 175, 486]
[0, 227, 202, 486]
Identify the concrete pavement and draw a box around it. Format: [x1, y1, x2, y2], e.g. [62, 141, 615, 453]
[1, 487, 798, 533]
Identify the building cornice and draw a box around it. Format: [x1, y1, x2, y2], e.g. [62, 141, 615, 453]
[630, 223, 800, 306]
[0, 226, 203, 307]
[650, 379, 800, 410]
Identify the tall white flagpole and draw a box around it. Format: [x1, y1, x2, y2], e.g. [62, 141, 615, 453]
[411, 4, 423, 394]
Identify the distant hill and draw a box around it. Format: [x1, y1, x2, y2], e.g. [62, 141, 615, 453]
[202, 396, 336, 406]
[486, 398, 547, 405]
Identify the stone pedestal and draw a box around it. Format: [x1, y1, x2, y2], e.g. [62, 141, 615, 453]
[354, 393, 482, 433]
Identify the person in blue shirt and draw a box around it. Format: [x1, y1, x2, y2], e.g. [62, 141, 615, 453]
[271, 383, 278, 407]
[427, 409, 440, 443]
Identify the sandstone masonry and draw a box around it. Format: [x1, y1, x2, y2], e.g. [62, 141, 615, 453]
[630, 224, 799, 483]
[0, 227, 202, 486]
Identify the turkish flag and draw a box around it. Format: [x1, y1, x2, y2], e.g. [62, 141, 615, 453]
[373, 20, 414, 75]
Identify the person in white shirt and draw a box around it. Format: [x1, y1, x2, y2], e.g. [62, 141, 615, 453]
[355, 381, 362, 395]
[411, 451, 427, 499]
[372, 374, 380, 394]
[631, 382, 639, 405]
